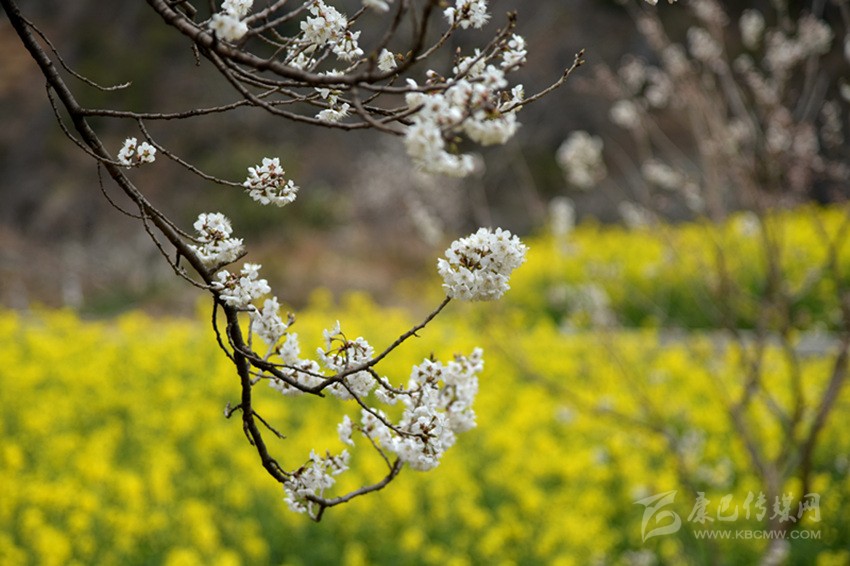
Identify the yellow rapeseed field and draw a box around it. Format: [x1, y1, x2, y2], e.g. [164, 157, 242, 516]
[2, 206, 849, 565]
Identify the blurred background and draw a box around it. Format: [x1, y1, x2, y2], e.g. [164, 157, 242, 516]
[3, 2, 850, 565]
[0, 0, 792, 314]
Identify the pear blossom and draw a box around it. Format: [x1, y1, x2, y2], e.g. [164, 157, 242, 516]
[269, 358, 326, 396]
[243, 157, 299, 206]
[337, 415, 354, 446]
[300, 1, 363, 61]
[190, 212, 244, 267]
[378, 49, 397, 72]
[317, 323, 375, 399]
[221, 0, 253, 18]
[501, 34, 527, 69]
[208, 12, 248, 42]
[212, 262, 271, 308]
[444, 0, 490, 30]
[316, 103, 351, 123]
[117, 137, 157, 167]
[284, 450, 350, 516]
[250, 296, 288, 346]
[437, 228, 528, 301]
[402, 63, 520, 176]
[356, 349, 484, 471]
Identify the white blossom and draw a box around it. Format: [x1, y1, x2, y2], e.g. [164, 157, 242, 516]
[444, 0, 490, 30]
[279, 333, 301, 365]
[501, 34, 527, 69]
[190, 212, 244, 267]
[402, 65, 520, 176]
[688, 27, 723, 66]
[619, 201, 653, 229]
[318, 323, 375, 400]
[609, 99, 641, 129]
[739, 9, 765, 50]
[136, 142, 156, 164]
[209, 12, 248, 42]
[378, 49, 397, 72]
[641, 159, 684, 191]
[337, 415, 355, 446]
[797, 15, 833, 57]
[211, 262, 271, 308]
[463, 110, 518, 146]
[644, 67, 672, 108]
[243, 157, 299, 207]
[556, 131, 606, 189]
[549, 196, 575, 240]
[389, 405, 451, 471]
[301, 1, 346, 46]
[222, 0, 253, 18]
[283, 450, 350, 516]
[250, 296, 288, 346]
[117, 137, 157, 167]
[618, 56, 647, 94]
[316, 102, 351, 123]
[300, 1, 362, 61]
[332, 30, 363, 61]
[269, 358, 325, 396]
[400, 350, 483, 466]
[437, 227, 528, 301]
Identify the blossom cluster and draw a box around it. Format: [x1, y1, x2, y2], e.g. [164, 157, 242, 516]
[211, 263, 271, 308]
[242, 157, 299, 207]
[299, 1, 363, 62]
[117, 137, 156, 167]
[208, 0, 530, 176]
[437, 227, 528, 301]
[208, 0, 253, 42]
[444, 0, 490, 30]
[190, 212, 244, 268]
[283, 450, 350, 515]
[316, 322, 376, 400]
[176, 0, 540, 518]
[218, 224, 524, 515]
[403, 37, 526, 176]
[338, 349, 483, 472]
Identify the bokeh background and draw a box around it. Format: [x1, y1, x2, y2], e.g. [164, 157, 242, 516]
[2, 1, 850, 564]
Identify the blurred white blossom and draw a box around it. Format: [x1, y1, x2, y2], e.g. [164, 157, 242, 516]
[209, 12, 248, 42]
[739, 9, 765, 50]
[557, 131, 606, 189]
[221, 0, 253, 18]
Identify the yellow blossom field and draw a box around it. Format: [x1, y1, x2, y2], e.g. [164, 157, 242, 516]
[2, 206, 849, 565]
